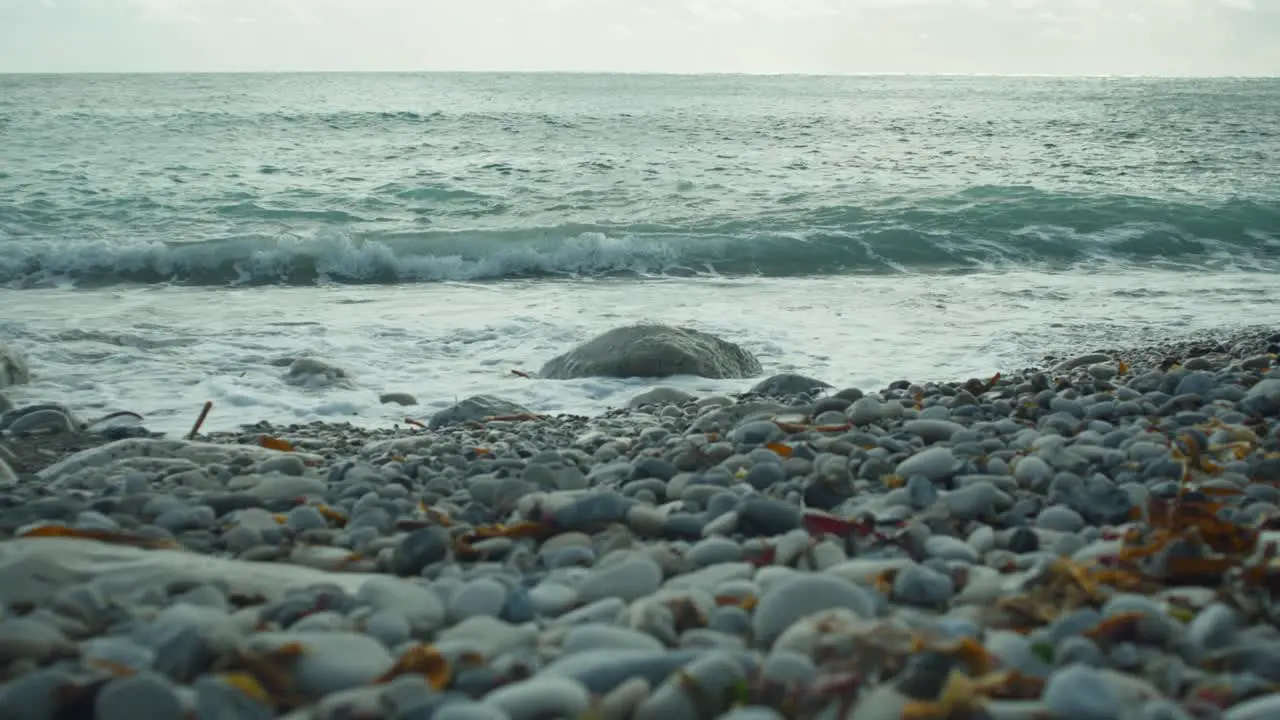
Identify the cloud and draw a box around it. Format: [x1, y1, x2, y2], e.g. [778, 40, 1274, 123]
[0, 0, 1276, 74]
[123, 0, 207, 23]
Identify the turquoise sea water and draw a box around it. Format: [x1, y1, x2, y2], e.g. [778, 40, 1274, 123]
[1, 73, 1278, 433]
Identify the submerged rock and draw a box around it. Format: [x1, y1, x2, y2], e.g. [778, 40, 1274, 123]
[283, 357, 350, 387]
[539, 325, 762, 380]
[429, 395, 532, 429]
[748, 373, 832, 398]
[0, 343, 29, 389]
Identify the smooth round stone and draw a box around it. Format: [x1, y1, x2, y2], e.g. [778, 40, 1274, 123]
[173, 584, 227, 611]
[891, 563, 953, 607]
[1186, 603, 1237, 652]
[679, 629, 745, 652]
[242, 474, 327, 500]
[708, 606, 752, 637]
[747, 458, 783, 486]
[1042, 664, 1122, 720]
[985, 631, 1051, 676]
[527, 581, 579, 617]
[1050, 397, 1085, 418]
[1036, 505, 1085, 533]
[895, 447, 960, 482]
[0, 617, 72, 663]
[259, 454, 307, 476]
[745, 447, 785, 466]
[1056, 636, 1104, 667]
[193, 675, 274, 720]
[634, 651, 744, 720]
[364, 609, 412, 648]
[848, 397, 883, 425]
[81, 636, 156, 674]
[482, 676, 590, 720]
[540, 648, 702, 694]
[448, 579, 510, 622]
[943, 482, 1007, 519]
[1052, 533, 1087, 558]
[95, 673, 184, 720]
[934, 617, 980, 640]
[243, 632, 395, 696]
[1007, 527, 1039, 553]
[918, 405, 952, 420]
[540, 546, 596, 569]
[731, 421, 785, 445]
[632, 457, 678, 482]
[761, 649, 817, 685]
[596, 677, 653, 720]
[751, 575, 874, 648]
[906, 475, 938, 509]
[152, 508, 195, 534]
[121, 474, 152, 494]
[903, 419, 964, 443]
[631, 387, 695, 408]
[687, 537, 744, 567]
[1223, 694, 1280, 720]
[1100, 595, 1176, 642]
[1088, 362, 1118, 381]
[287, 505, 329, 532]
[736, 497, 802, 535]
[391, 526, 453, 576]
[292, 611, 346, 632]
[550, 598, 626, 628]
[1139, 699, 1194, 720]
[967, 525, 995, 554]
[73, 510, 121, 532]
[718, 707, 786, 720]
[577, 555, 663, 604]
[848, 684, 911, 720]
[561, 624, 665, 654]
[1174, 372, 1215, 397]
[355, 577, 446, 635]
[435, 701, 513, 720]
[923, 535, 979, 564]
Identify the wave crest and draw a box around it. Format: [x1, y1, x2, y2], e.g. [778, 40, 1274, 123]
[2, 190, 1278, 287]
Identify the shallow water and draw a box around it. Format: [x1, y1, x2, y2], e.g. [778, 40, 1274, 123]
[2, 270, 1276, 436]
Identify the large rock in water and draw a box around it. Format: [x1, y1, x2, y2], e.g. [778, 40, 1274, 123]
[539, 325, 762, 380]
[0, 343, 29, 390]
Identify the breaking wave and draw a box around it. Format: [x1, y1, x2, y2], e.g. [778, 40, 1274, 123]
[2, 189, 1278, 287]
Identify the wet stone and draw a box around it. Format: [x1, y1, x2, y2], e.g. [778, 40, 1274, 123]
[95, 673, 185, 720]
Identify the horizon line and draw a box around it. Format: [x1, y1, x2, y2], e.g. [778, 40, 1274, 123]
[1, 69, 1278, 80]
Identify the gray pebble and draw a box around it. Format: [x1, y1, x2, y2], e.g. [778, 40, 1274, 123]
[95, 673, 184, 720]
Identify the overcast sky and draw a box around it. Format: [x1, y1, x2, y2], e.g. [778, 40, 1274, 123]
[1, 0, 1277, 76]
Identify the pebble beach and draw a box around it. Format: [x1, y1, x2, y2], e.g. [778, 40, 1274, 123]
[2, 323, 1280, 720]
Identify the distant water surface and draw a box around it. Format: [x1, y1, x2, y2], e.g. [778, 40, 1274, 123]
[1, 73, 1277, 432]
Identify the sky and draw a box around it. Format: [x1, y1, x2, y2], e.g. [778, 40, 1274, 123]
[0, 0, 1277, 76]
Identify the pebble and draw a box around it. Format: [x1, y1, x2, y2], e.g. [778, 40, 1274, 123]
[892, 562, 954, 607]
[578, 554, 664, 603]
[482, 676, 590, 720]
[1043, 664, 1122, 720]
[95, 673, 185, 720]
[752, 575, 874, 647]
[0, 326, 1276, 718]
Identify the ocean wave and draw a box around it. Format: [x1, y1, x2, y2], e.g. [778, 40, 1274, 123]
[1, 190, 1277, 287]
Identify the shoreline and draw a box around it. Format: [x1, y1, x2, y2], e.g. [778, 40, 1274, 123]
[3, 323, 1277, 479]
[0, 324, 1278, 717]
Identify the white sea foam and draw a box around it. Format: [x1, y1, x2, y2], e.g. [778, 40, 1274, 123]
[1, 270, 1277, 437]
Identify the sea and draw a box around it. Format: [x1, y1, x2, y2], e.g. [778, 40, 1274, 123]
[1, 73, 1278, 436]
